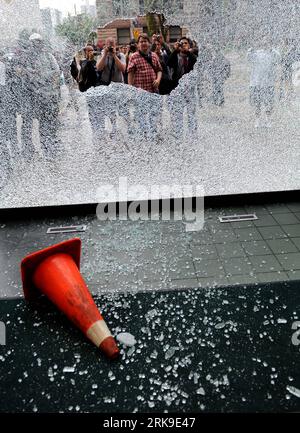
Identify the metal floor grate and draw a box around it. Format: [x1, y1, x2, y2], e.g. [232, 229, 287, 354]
[218, 214, 258, 223]
[47, 225, 87, 234]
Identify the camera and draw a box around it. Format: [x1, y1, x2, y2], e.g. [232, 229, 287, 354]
[108, 46, 114, 53]
[178, 42, 183, 48]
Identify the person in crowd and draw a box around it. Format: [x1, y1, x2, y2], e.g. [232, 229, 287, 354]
[167, 37, 197, 91]
[166, 37, 198, 138]
[127, 34, 163, 139]
[124, 39, 137, 84]
[120, 46, 127, 56]
[151, 39, 173, 95]
[127, 33, 162, 93]
[151, 34, 171, 57]
[190, 40, 199, 57]
[247, 39, 281, 128]
[96, 39, 104, 53]
[116, 45, 126, 66]
[86, 40, 96, 51]
[77, 44, 98, 92]
[280, 38, 300, 101]
[96, 37, 126, 85]
[92, 38, 126, 138]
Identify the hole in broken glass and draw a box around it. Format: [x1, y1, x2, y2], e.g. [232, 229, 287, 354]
[72, 11, 200, 143]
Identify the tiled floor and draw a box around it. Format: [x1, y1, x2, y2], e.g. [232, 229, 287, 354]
[0, 199, 300, 298]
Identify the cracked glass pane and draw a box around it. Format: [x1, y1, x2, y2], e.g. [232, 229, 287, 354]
[0, 0, 299, 208]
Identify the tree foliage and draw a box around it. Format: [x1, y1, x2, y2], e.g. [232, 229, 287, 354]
[55, 14, 97, 48]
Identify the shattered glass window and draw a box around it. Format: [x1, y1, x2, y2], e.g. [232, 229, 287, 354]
[0, 0, 300, 208]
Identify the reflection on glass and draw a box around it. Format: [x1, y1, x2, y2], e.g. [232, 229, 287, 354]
[0, 0, 300, 206]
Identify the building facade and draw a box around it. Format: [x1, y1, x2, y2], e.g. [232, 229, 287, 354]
[97, 15, 188, 46]
[0, 0, 42, 47]
[95, 0, 300, 47]
[96, 0, 185, 26]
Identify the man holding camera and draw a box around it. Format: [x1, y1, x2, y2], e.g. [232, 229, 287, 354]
[89, 38, 126, 139]
[96, 38, 126, 85]
[167, 37, 197, 91]
[76, 45, 98, 92]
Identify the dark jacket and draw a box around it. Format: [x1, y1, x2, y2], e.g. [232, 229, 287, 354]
[167, 50, 197, 89]
[153, 51, 173, 95]
[78, 59, 98, 92]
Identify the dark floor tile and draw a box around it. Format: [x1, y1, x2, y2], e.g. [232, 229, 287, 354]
[209, 228, 238, 243]
[291, 237, 300, 251]
[159, 233, 189, 246]
[229, 220, 255, 229]
[241, 240, 272, 256]
[281, 224, 300, 238]
[218, 206, 248, 214]
[168, 259, 196, 280]
[138, 266, 169, 282]
[158, 244, 193, 262]
[234, 227, 263, 242]
[197, 276, 229, 288]
[294, 212, 300, 222]
[287, 270, 300, 280]
[194, 259, 226, 278]
[257, 271, 289, 283]
[216, 242, 246, 258]
[203, 218, 223, 231]
[276, 253, 300, 271]
[244, 205, 269, 215]
[286, 203, 300, 213]
[258, 226, 287, 240]
[191, 244, 218, 260]
[159, 221, 186, 234]
[249, 255, 283, 273]
[169, 279, 199, 290]
[227, 274, 259, 285]
[223, 257, 254, 276]
[137, 280, 172, 292]
[253, 214, 278, 227]
[266, 238, 298, 255]
[138, 247, 163, 262]
[265, 203, 290, 214]
[272, 213, 300, 226]
[189, 230, 213, 245]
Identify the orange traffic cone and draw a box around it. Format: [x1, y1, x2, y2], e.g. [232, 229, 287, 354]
[21, 238, 119, 360]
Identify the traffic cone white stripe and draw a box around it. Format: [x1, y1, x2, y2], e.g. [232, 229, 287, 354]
[86, 320, 112, 347]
